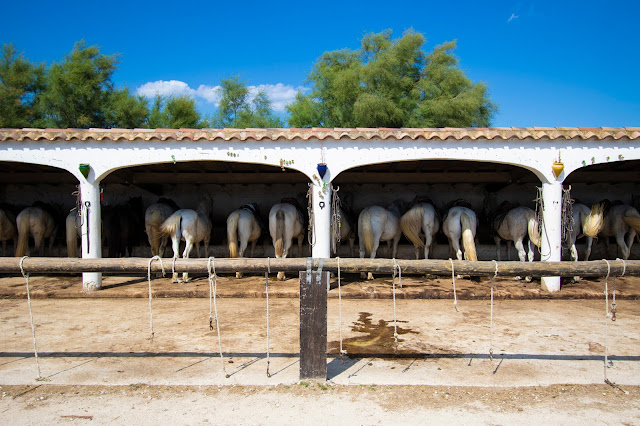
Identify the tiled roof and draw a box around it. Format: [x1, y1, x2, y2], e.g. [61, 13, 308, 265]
[0, 127, 639, 142]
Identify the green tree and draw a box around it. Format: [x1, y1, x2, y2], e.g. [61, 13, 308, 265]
[287, 30, 496, 128]
[146, 95, 202, 128]
[213, 76, 282, 128]
[0, 44, 46, 128]
[106, 87, 149, 128]
[39, 41, 118, 128]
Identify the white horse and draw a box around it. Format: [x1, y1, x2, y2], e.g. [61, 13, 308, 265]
[493, 206, 541, 281]
[358, 201, 405, 280]
[227, 203, 263, 278]
[145, 198, 179, 257]
[0, 207, 17, 256]
[161, 195, 213, 283]
[443, 205, 477, 262]
[331, 203, 356, 257]
[400, 201, 439, 260]
[15, 205, 58, 257]
[269, 200, 305, 280]
[585, 202, 640, 260]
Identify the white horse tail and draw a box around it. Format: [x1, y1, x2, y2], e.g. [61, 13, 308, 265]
[274, 209, 285, 257]
[525, 209, 541, 248]
[161, 214, 182, 241]
[622, 209, 640, 232]
[148, 209, 166, 256]
[66, 212, 78, 258]
[227, 211, 240, 258]
[15, 210, 30, 257]
[400, 208, 425, 248]
[360, 210, 375, 254]
[460, 212, 477, 261]
[583, 202, 605, 237]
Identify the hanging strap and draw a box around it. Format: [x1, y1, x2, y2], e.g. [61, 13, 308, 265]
[392, 259, 401, 350]
[266, 257, 271, 377]
[449, 258, 460, 312]
[337, 257, 346, 363]
[146, 256, 166, 341]
[208, 257, 229, 378]
[20, 256, 45, 381]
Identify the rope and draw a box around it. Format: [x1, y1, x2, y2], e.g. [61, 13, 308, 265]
[490, 261, 498, 361]
[602, 259, 612, 381]
[331, 186, 342, 254]
[392, 259, 401, 350]
[20, 256, 44, 381]
[612, 258, 626, 322]
[266, 257, 271, 377]
[449, 258, 460, 312]
[146, 256, 166, 341]
[208, 257, 229, 378]
[337, 257, 346, 363]
[306, 184, 316, 248]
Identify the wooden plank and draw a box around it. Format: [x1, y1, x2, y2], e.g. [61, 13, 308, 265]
[0, 257, 637, 277]
[299, 271, 329, 381]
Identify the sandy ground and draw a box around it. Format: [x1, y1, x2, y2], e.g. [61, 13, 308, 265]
[1, 272, 639, 424]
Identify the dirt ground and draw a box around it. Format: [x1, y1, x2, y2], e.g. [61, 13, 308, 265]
[1, 272, 639, 424]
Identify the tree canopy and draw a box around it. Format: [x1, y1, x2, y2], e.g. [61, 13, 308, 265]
[287, 30, 496, 128]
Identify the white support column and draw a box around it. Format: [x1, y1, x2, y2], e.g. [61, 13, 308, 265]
[311, 178, 331, 259]
[540, 181, 563, 292]
[80, 180, 102, 291]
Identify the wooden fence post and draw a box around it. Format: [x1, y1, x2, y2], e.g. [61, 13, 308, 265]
[299, 270, 329, 381]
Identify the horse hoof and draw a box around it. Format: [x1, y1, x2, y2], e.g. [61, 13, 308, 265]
[277, 272, 286, 281]
[525, 276, 533, 283]
[236, 272, 244, 279]
[573, 276, 581, 283]
[367, 273, 374, 280]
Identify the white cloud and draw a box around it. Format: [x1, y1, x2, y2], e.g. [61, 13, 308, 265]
[508, 13, 519, 22]
[136, 80, 308, 112]
[136, 80, 196, 98]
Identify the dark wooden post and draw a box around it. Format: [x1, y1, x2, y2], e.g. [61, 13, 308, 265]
[299, 271, 329, 381]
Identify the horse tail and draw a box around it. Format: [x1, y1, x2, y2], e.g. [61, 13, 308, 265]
[583, 202, 605, 237]
[622, 209, 640, 232]
[227, 211, 240, 258]
[400, 207, 425, 248]
[15, 210, 30, 257]
[66, 212, 78, 257]
[274, 209, 285, 257]
[360, 210, 375, 254]
[161, 214, 182, 241]
[148, 209, 165, 256]
[525, 209, 541, 248]
[460, 212, 477, 261]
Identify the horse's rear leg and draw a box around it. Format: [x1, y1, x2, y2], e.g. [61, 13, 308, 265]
[494, 236, 502, 261]
[513, 239, 531, 281]
[181, 239, 195, 282]
[296, 235, 304, 258]
[366, 240, 381, 280]
[236, 238, 250, 278]
[170, 236, 181, 283]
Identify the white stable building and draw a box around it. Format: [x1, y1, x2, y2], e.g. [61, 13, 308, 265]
[1, 127, 639, 292]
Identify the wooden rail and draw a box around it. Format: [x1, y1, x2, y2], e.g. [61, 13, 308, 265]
[1, 257, 638, 277]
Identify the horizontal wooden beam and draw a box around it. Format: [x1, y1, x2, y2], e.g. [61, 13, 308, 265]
[1, 257, 636, 278]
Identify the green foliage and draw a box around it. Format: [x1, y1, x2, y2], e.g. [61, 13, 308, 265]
[39, 41, 118, 128]
[213, 75, 282, 128]
[146, 95, 202, 128]
[0, 44, 45, 128]
[288, 30, 497, 128]
[106, 87, 149, 128]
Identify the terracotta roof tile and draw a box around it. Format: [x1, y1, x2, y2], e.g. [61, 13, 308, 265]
[0, 127, 638, 143]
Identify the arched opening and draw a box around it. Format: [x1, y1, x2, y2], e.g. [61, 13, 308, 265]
[101, 161, 311, 257]
[565, 159, 640, 259]
[0, 162, 78, 255]
[332, 160, 540, 259]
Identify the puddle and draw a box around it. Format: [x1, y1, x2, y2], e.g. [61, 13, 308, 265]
[329, 312, 419, 355]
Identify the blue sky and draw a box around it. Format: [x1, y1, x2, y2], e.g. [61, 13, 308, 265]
[2, 0, 639, 127]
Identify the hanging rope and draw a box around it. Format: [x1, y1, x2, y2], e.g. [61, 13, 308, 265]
[602, 259, 612, 382]
[449, 258, 460, 312]
[392, 259, 401, 350]
[266, 257, 271, 377]
[19, 256, 45, 381]
[331, 186, 342, 255]
[561, 186, 574, 249]
[337, 256, 347, 363]
[306, 184, 316, 248]
[146, 256, 165, 341]
[612, 258, 626, 322]
[71, 185, 83, 228]
[490, 261, 499, 361]
[208, 257, 229, 378]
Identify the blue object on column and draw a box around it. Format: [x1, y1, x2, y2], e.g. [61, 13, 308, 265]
[317, 163, 328, 179]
